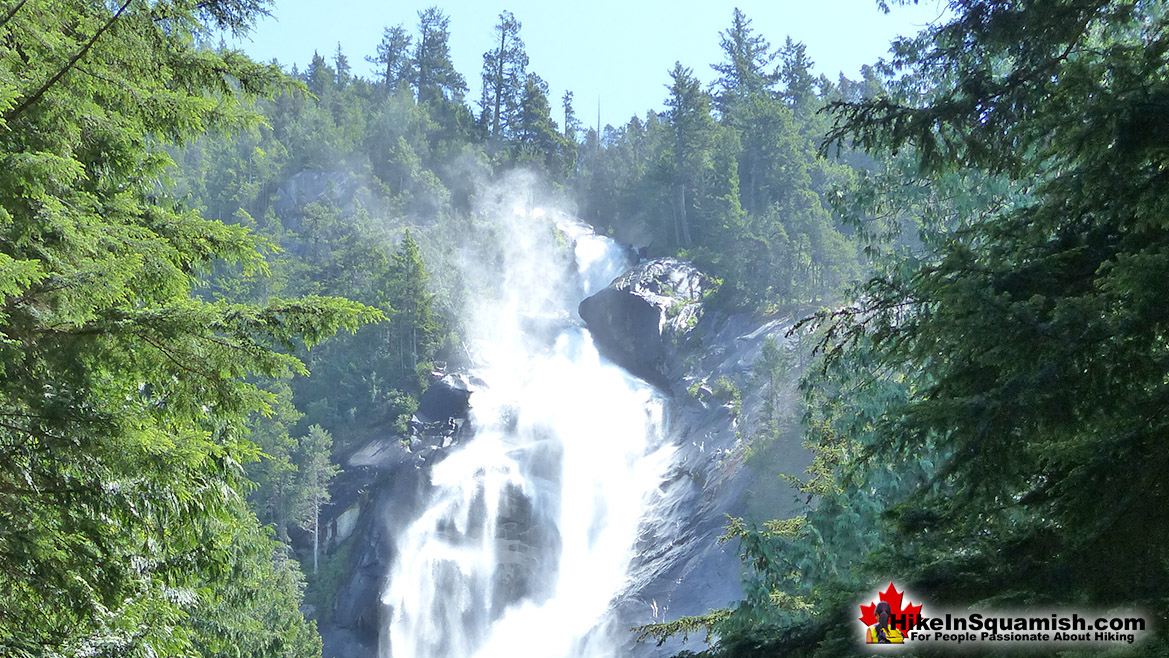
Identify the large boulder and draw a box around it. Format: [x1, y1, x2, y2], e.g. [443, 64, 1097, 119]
[578, 258, 712, 389]
[414, 373, 477, 424]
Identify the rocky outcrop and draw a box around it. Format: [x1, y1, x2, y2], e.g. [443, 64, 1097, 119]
[613, 309, 811, 657]
[317, 373, 478, 657]
[578, 258, 712, 389]
[413, 373, 476, 424]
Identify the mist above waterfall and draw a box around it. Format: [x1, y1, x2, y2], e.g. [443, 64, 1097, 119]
[380, 173, 676, 658]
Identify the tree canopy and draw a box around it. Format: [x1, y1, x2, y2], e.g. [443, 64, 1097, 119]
[0, 1, 374, 655]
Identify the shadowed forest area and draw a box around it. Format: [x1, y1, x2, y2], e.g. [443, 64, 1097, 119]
[0, 0, 1166, 656]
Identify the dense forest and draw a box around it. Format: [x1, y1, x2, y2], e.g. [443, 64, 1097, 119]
[1, 0, 1166, 656]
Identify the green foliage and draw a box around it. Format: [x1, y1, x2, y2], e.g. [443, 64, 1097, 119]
[186, 501, 322, 658]
[0, 3, 988, 653]
[514, 73, 575, 177]
[0, 1, 373, 655]
[301, 533, 356, 626]
[293, 425, 339, 575]
[635, 608, 734, 648]
[369, 24, 413, 92]
[479, 11, 528, 140]
[387, 231, 441, 381]
[711, 376, 742, 414]
[247, 379, 305, 542]
[573, 9, 862, 313]
[677, 1, 1169, 657]
[413, 6, 467, 106]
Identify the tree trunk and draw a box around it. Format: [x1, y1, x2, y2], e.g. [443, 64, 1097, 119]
[492, 29, 505, 136]
[748, 150, 759, 214]
[312, 499, 320, 574]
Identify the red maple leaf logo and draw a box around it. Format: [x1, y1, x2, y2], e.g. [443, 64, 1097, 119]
[859, 583, 923, 626]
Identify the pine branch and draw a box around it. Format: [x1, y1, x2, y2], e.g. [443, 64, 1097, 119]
[4, 0, 134, 124]
[0, 0, 29, 29]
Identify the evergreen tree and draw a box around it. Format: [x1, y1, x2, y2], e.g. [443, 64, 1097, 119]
[369, 24, 414, 91]
[480, 10, 528, 140]
[246, 380, 304, 542]
[388, 231, 440, 376]
[816, 0, 1169, 624]
[188, 500, 323, 658]
[306, 50, 334, 99]
[413, 6, 467, 105]
[333, 42, 351, 88]
[515, 73, 573, 175]
[657, 1, 1169, 656]
[711, 8, 779, 122]
[293, 425, 339, 575]
[563, 90, 582, 142]
[0, 1, 375, 654]
[664, 62, 717, 247]
[779, 37, 817, 115]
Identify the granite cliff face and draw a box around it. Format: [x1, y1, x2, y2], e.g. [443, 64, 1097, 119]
[316, 257, 809, 658]
[577, 265, 809, 657]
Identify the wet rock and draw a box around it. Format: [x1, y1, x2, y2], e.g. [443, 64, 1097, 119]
[326, 465, 428, 657]
[608, 311, 810, 658]
[578, 258, 712, 389]
[324, 504, 361, 551]
[320, 262, 809, 658]
[321, 627, 374, 658]
[490, 483, 561, 618]
[414, 373, 477, 424]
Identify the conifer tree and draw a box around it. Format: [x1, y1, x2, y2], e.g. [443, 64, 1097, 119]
[664, 62, 717, 247]
[779, 37, 817, 115]
[0, 0, 376, 654]
[563, 90, 581, 142]
[388, 231, 439, 376]
[711, 8, 779, 122]
[294, 425, 339, 575]
[333, 42, 351, 88]
[369, 24, 414, 92]
[480, 10, 528, 139]
[413, 6, 467, 105]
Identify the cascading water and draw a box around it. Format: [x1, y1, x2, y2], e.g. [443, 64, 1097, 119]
[380, 205, 676, 658]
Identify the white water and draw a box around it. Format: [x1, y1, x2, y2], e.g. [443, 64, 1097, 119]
[380, 207, 675, 658]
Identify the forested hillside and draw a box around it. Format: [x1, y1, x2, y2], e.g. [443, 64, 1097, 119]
[3, 0, 1165, 656]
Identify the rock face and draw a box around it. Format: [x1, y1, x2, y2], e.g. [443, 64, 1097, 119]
[611, 311, 811, 658]
[576, 259, 812, 657]
[318, 373, 478, 658]
[413, 373, 475, 424]
[578, 258, 711, 389]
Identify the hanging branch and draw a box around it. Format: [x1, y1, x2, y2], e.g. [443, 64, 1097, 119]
[4, 0, 134, 124]
[0, 0, 30, 30]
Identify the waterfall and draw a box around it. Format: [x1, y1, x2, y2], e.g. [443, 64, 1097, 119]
[380, 206, 676, 658]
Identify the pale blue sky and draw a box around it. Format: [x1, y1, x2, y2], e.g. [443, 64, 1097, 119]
[233, 0, 948, 128]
